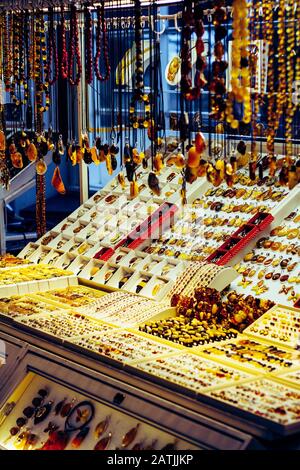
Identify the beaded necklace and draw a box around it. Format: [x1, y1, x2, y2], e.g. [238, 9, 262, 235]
[129, 0, 151, 130]
[2, 12, 12, 93]
[94, 1, 111, 82]
[68, 4, 82, 86]
[285, 3, 296, 163]
[265, 0, 275, 159]
[47, 7, 59, 86]
[84, 3, 93, 85]
[210, 0, 228, 121]
[226, 0, 251, 128]
[60, 4, 68, 80]
[180, 0, 207, 101]
[35, 13, 50, 113]
[275, 0, 287, 134]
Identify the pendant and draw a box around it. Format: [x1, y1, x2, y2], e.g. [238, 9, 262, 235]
[94, 416, 110, 439]
[71, 427, 90, 449]
[34, 401, 53, 425]
[54, 398, 66, 416]
[60, 398, 76, 418]
[94, 432, 112, 450]
[122, 423, 140, 448]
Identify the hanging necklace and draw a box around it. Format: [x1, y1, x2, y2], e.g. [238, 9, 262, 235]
[285, 3, 296, 163]
[3, 12, 13, 93]
[210, 1, 228, 121]
[180, 0, 207, 101]
[129, 0, 151, 130]
[226, 0, 251, 128]
[60, 4, 68, 80]
[265, 0, 276, 160]
[10, 12, 21, 106]
[35, 12, 50, 114]
[84, 3, 93, 85]
[47, 6, 59, 86]
[94, 1, 111, 82]
[68, 4, 82, 86]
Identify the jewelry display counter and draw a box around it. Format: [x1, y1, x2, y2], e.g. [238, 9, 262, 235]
[0, 331, 255, 451]
[0, 282, 299, 450]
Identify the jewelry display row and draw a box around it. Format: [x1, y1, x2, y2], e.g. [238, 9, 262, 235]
[15, 310, 117, 342]
[0, 254, 32, 269]
[232, 209, 300, 306]
[244, 304, 300, 350]
[70, 330, 179, 365]
[0, 264, 75, 297]
[0, 295, 64, 320]
[19, 164, 205, 266]
[35, 285, 106, 308]
[132, 352, 254, 394]
[0, 374, 190, 450]
[199, 337, 300, 374]
[77, 292, 171, 327]
[207, 378, 300, 427]
[139, 172, 288, 264]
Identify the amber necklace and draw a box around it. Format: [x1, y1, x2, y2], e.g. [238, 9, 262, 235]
[274, 0, 287, 136]
[285, 2, 296, 163]
[210, 0, 228, 122]
[94, 1, 111, 82]
[265, 0, 275, 159]
[47, 6, 59, 86]
[35, 13, 50, 114]
[226, 0, 251, 128]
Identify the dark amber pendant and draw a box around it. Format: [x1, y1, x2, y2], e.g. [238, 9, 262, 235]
[60, 399, 76, 418]
[54, 398, 66, 416]
[94, 416, 110, 439]
[94, 432, 112, 450]
[122, 423, 140, 448]
[71, 427, 90, 449]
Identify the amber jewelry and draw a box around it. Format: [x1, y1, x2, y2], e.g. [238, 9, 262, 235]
[180, 0, 207, 101]
[68, 5, 82, 86]
[265, 2, 276, 159]
[129, 0, 151, 130]
[94, 1, 111, 82]
[274, 0, 287, 143]
[10, 12, 25, 106]
[210, 1, 228, 121]
[60, 4, 68, 80]
[35, 13, 50, 113]
[226, 0, 251, 127]
[84, 3, 93, 84]
[2, 12, 13, 93]
[284, 2, 296, 162]
[47, 7, 59, 86]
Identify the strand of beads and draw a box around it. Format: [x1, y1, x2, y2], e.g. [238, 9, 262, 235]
[226, 0, 251, 128]
[94, 1, 111, 81]
[84, 3, 93, 85]
[68, 4, 82, 86]
[47, 6, 59, 86]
